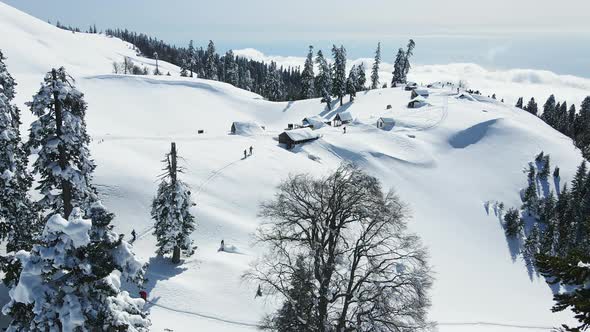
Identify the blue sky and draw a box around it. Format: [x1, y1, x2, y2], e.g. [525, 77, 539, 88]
[4, 0, 590, 77]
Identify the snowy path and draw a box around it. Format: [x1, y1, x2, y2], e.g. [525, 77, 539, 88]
[148, 301, 260, 329]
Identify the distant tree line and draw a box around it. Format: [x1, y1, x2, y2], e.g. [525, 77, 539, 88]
[58, 21, 416, 103]
[516, 95, 590, 160]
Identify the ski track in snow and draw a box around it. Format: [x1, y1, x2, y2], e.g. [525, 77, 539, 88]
[134, 156, 244, 242]
[437, 321, 554, 330]
[150, 300, 556, 332]
[148, 301, 260, 329]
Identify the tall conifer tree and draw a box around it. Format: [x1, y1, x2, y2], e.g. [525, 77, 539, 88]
[301, 46, 315, 99]
[370, 42, 381, 89]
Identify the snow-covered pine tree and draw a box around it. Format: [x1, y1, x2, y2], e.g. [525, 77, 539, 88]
[3, 207, 150, 331]
[539, 192, 557, 255]
[346, 65, 357, 102]
[301, 46, 315, 99]
[536, 253, 590, 331]
[152, 142, 196, 264]
[523, 163, 539, 216]
[504, 208, 522, 237]
[314, 50, 332, 107]
[271, 255, 317, 332]
[370, 42, 381, 89]
[224, 50, 239, 86]
[556, 101, 568, 134]
[355, 63, 366, 91]
[542, 95, 557, 127]
[515, 97, 524, 109]
[525, 97, 538, 116]
[263, 62, 285, 102]
[571, 161, 587, 202]
[239, 67, 254, 92]
[391, 48, 406, 85]
[151, 52, 162, 76]
[0, 50, 39, 254]
[187, 40, 196, 77]
[574, 97, 590, 160]
[553, 185, 573, 257]
[331, 45, 347, 106]
[179, 59, 188, 77]
[204, 40, 218, 80]
[402, 39, 416, 82]
[539, 155, 551, 180]
[27, 67, 97, 218]
[567, 104, 577, 136]
[523, 224, 540, 266]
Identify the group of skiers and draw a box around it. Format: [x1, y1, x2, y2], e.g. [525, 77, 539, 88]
[243, 145, 253, 159]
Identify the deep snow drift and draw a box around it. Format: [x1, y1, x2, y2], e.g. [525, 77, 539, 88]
[0, 2, 588, 331]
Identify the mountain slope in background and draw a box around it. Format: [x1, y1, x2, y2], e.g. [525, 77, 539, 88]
[0, 2, 587, 331]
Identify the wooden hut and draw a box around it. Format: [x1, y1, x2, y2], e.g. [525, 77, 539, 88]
[278, 128, 320, 149]
[376, 117, 396, 130]
[333, 111, 353, 127]
[411, 89, 429, 99]
[404, 82, 418, 91]
[231, 121, 265, 135]
[302, 116, 327, 130]
[408, 96, 428, 108]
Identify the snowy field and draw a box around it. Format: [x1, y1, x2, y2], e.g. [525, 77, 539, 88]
[1, 2, 589, 331]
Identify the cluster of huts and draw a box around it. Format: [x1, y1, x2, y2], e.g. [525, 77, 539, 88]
[407, 86, 429, 108]
[375, 83, 432, 131]
[279, 111, 354, 149]
[231, 83, 435, 150]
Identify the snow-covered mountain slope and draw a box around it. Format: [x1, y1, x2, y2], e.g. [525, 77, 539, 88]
[1, 2, 588, 331]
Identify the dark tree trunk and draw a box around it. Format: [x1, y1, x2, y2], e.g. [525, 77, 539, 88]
[53, 69, 73, 218]
[170, 142, 181, 264]
[172, 246, 181, 264]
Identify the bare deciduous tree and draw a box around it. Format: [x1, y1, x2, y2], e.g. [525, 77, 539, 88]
[246, 164, 433, 332]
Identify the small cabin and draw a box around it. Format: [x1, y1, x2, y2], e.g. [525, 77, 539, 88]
[231, 122, 265, 135]
[411, 89, 429, 99]
[376, 117, 395, 130]
[278, 128, 320, 149]
[404, 82, 418, 91]
[333, 111, 353, 127]
[408, 96, 428, 108]
[302, 116, 327, 130]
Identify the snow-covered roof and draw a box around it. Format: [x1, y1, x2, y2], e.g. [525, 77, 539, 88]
[302, 115, 326, 129]
[283, 128, 319, 141]
[378, 117, 395, 124]
[413, 89, 429, 96]
[335, 111, 353, 122]
[231, 121, 264, 135]
[410, 96, 427, 103]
